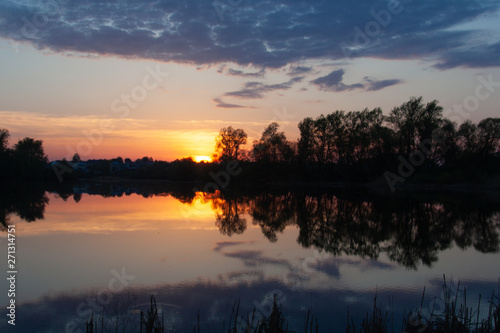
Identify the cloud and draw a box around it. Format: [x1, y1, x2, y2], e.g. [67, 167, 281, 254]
[310, 69, 364, 92]
[0, 0, 498, 69]
[364, 78, 403, 91]
[212, 98, 245, 108]
[227, 68, 265, 78]
[225, 76, 304, 99]
[288, 65, 313, 76]
[434, 41, 500, 69]
[311, 70, 402, 92]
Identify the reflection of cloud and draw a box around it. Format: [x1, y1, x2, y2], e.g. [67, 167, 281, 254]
[213, 241, 294, 271]
[311, 257, 396, 278]
[5, 276, 498, 332]
[213, 241, 254, 252]
[224, 250, 290, 268]
[312, 260, 341, 278]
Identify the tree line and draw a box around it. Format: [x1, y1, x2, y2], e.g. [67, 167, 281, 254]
[1, 96, 499, 185]
[213, 96, 500, 184]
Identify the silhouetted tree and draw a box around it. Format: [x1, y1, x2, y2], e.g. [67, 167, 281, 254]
[214, 126, 247, 162]
[0, 129, 11, 176]
[297, 117, 316, 163]
[253, 122, 294, 163]
[434, 119, 459, 166]
[387, 97, 443, 156]
[477, 117, 500, 156]
[14, 138, 48, 163]
[457, 120, 479, 155]
[12, 137, 48, 180]
[72, 153, 81, 163]
[0, 128, 9, 153]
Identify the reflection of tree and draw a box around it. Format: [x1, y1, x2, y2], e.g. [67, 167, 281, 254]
[73, 193, 82, 203]
[244, 190, 500, 269]
[0, 184, 49, 230]
[297, 193, 500, 269]
[7, 181, 498, 270]
[167, 189, 197, 204]
[212, 193, 248, 236]
[441, 199, 500, 253]
[250, 192, 296, 242]
[381, 200, 452, 269]
[295, 194, 384, 260]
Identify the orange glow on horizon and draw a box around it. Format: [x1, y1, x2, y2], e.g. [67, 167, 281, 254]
[192, 155, 212, 163]
[0, 111, 268, 162]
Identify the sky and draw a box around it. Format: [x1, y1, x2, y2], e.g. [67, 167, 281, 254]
[0, 0, 500, 161]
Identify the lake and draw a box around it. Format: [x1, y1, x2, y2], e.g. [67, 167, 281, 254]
[1, 183, 499, 332]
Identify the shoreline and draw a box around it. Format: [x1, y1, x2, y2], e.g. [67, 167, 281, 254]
[65, 176, 500, 193]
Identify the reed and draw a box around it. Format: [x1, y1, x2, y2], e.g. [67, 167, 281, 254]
[85, 278, 499, 333]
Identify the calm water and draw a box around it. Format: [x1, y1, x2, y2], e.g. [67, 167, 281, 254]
[1, 183, 499, 332]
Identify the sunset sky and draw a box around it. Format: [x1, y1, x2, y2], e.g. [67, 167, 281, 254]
[1, 0, 500, 161]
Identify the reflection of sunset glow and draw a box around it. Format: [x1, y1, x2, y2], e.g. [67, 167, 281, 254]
[13, 193, 226, 236]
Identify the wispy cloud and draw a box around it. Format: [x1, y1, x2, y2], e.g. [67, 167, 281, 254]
[311, 70, 402, 92]
[310, 69, 364, 92]
[365, 78, 403, 91]
[225, 77, 304, 99]
[226, 68, 266, 78]
[212, 98, 246, 108]
[288, 65, 313, 76]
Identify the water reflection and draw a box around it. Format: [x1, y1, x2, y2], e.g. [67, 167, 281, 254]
[210, 190, 500, 269]
[1, 274, 497, 333]
[0, 183, 48, 230]
[212, 193, 248, 236]
[2, 182, 499, 269]
[251, 193, 295, 242]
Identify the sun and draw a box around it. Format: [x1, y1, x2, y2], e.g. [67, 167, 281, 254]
[193, 155, 212, 163]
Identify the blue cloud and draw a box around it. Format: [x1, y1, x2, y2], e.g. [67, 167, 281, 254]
[365, 78, 403, 91]
[310, 69, 364, 91]
[0, 0, 498, 69]
[224, 76, 304, 99]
